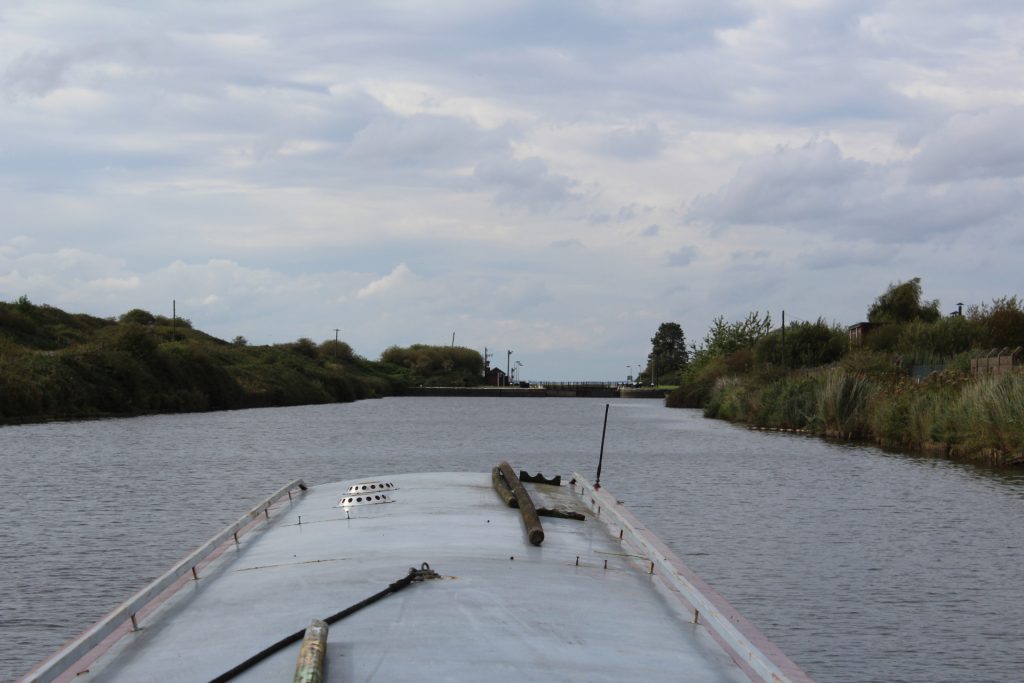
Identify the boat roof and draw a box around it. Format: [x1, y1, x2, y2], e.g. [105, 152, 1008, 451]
[25, 471, 812, 682]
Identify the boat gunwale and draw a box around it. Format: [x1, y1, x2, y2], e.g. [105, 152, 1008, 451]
[21, 478, 308, 683]
[574, 473, 814, 683]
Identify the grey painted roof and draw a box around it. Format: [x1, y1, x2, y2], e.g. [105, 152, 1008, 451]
[30, 472, 811, 682]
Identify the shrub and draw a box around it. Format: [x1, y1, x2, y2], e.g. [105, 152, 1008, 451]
[119, 309, 157, 326]
[755, 318, 848, 368]
[896, 316, 980, 361]
[380, 344, 483, 386]
[319, 339, 354, 361]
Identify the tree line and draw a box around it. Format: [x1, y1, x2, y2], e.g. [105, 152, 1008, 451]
[0, 298, 485, 423]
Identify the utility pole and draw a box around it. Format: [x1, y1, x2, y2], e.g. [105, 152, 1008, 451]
[507, 350, 512, 387]
[781, 310, 786, 369]
[451, 331, 455, 348]
[483, 347, 491, 379]
[334, 328, 341, 360]
[172, 299, 176, 339]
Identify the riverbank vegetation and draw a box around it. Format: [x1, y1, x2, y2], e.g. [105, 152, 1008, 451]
[659, 280, 1024, 465]
[379, 344, 484, 387]
[0, 298, 401, 423]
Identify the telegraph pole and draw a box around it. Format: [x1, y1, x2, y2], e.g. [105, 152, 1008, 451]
[781, 310, 785, 368]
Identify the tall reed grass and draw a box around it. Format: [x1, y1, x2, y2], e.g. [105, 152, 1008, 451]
[700, 367, 1024, 464]
[952, 373, 1024, 456]
[817, 368, 872, 438]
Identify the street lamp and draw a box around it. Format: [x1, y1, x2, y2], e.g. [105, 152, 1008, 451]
[627, 365, 632, 384]
[507, 350, 512, 387]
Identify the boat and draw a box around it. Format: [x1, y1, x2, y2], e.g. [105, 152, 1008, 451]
[23, 462, 814, 682]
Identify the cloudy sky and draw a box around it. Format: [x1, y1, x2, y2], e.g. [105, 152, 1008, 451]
[2, 1, 1022, 380]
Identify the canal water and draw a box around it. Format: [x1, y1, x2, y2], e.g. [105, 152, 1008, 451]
[2, 398, 1021, 682]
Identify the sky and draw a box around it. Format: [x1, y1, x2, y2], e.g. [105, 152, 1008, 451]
[1, 1, 1022, 381]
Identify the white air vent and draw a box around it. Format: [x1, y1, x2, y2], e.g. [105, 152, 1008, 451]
[338, 493, 392, 507]
[346, 481, 397, 493]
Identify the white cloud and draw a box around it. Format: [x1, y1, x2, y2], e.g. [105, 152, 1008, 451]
[356, 263, 414, 299]
[87, 275, 140, 291]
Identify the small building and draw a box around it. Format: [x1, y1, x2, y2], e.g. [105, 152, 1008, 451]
[847, 322, 878, 347]
[485, 367, 508, 386]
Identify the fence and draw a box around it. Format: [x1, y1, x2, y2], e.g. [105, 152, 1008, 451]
[971, 347, 1023, 376]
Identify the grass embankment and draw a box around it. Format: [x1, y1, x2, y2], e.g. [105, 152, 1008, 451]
[673, 362, 1024, 465]
[0, 300, 396, 424]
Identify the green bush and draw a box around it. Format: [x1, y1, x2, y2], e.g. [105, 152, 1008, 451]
[119, 309, 157, 326]
[896, 316, 979, 361]
[667, 356, 728, 408]
[755, 318, 848, 369]
[379, 344, 483, 386]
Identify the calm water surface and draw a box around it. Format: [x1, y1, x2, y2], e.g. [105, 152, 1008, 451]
[2, 398, 1022, 682]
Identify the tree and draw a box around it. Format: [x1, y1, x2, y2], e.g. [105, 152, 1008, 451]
[968, 296, 1024, 349]
[119, 308, 157, 326]
[867, 277, 940, 324]
[701, 311, 773, 357]
[646, 322, 689, 381]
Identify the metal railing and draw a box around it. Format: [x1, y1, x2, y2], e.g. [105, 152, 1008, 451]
[573, 473, 813, 683]
[534, 381, 622, 388]
[24, 479, 308, 683]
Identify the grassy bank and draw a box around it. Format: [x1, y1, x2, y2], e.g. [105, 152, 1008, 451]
[688, 366, 1024, 465]
[0, 300, 396, 424]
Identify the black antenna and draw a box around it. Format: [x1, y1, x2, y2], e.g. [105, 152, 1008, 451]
[595, 403, 609, 489]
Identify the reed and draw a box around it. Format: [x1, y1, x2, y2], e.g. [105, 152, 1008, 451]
[816, 368, 872, 438]
[951, 373, 1024, 456]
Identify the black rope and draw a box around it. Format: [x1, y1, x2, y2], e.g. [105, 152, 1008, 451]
[209, 563, 438, 683]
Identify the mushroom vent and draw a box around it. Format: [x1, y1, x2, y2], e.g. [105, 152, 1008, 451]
[338, 492, 392, 507]
[346, 481, 397, 494]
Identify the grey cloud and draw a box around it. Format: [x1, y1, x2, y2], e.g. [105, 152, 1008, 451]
[666, 246, 697, 267]
[641, 224, 660, 237]
[1, 42, 143, 98]
[596, 123, 664, 160]
[1, 49, 74, 96]
[347, 113, 508, 168]
[474, 156, 578, 212]
[590, 204, 653, 224]
[689, 140, 870, 226]
[799, 244, 896, 270]
[910, 108, 1024, 182]
[688, 138, 1024, 243]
